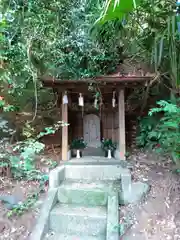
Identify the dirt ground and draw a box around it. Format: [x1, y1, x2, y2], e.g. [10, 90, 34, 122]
[0, 150, 180, 240]
[0, 179, 47, 240]
[122, 150, 180, 240]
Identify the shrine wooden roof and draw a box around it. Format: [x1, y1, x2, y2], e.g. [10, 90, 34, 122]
[41, 75, 154, 89]
[41, 61, 155, 89]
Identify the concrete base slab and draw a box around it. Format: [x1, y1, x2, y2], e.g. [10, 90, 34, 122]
[120, 182, 150, 205]
[44, 233, 105, 240]
[66, 156, 131, 168]
[65, 164, 129, 181]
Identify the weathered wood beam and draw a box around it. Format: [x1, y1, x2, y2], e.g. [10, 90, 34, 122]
[118, 88, 126, 160]
[41, 76, 152, 84]
[61, 91, 68, 161]
[41, 82, 147, 91]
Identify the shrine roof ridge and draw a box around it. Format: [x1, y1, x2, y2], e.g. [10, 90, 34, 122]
[41, 74, 154, 87]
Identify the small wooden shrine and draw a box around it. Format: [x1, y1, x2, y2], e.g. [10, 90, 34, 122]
[41, 62, 154, 161]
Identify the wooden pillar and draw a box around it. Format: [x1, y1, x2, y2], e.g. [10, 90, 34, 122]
[111, 112, 115, 142]
[118, 89, 126, 160]
[62, 91, 68, 161]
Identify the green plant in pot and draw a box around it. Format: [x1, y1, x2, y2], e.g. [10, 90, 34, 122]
[70, 138, 87, 158]
[101, 138, 116, 159]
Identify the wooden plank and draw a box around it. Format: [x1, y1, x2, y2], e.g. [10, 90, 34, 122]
[61, 91, 68, 161]
[118, 89, 126, 160]
[106, 113, 111, 129]
[104, 129, 108, 139]
[107, 129, 112, 139]
[115, 128, 119, 142]
[114, 112, 119, 128]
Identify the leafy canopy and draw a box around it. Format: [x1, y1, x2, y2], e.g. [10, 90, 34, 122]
[0, 0, 123, 93]
[97, 0, 180, 93]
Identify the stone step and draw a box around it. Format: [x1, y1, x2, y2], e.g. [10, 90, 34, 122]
[83, 147, 104, 157]
[45, 233, 105, 240]
[65, 164, 129, 180]
[49, 204, 107, 236]
[66, 157, 128, 166]
[58, 180, 120, 206]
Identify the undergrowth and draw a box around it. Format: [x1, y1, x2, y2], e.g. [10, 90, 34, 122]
[137, 99, 180, 165]
[0, 121, 65, 216]
[1, 121, 62, 180]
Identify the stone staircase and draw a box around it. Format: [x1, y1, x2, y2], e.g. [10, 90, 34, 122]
[30, 158, 149, 240]
[49, 203, 106, 239]
[47, 180, 113, 240]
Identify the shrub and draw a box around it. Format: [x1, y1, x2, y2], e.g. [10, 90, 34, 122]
[148, 100, 180, 164]
[101, 138, 117, 152]
[71, 138, 87, 149]
[136, 115, 160, 148]
[137, 99, 180, 164]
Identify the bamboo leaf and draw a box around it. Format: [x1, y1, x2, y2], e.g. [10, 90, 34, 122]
[96, 0, 141, 24]
[114, 0, 120, 10]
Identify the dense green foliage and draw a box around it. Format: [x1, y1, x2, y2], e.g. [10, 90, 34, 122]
[136, 115, 160, 148]
[149, 100, 180, 163]
[137, 100, 180, 164]
[98, 0, 180, 94]
[1, 0, 179, 105]
[0, 0, 124, 91]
